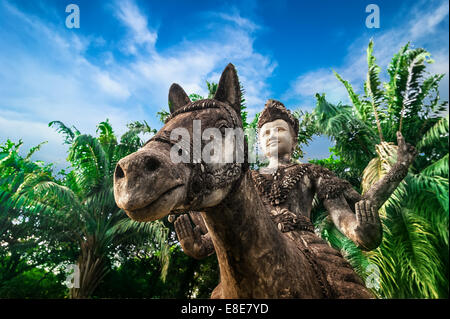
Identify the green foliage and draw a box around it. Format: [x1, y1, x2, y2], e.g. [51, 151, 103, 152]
[291, 109, 320, 160]
[0, 267, 67, 298]
[416, 116, 449, 150]
[314, 40, 449, 298]
[48, 121, 81, 145]
[156, 110, 170, 124]
[309, 147, 361, 190]
[3, 47, 447, 299]
[206, 81, 218, 98]
[0, 140, 77, 296]
[189, 93, 204, 102]
[365, 40, 385, 141]
[314, 93, 377, 174]
[112, 218, 171, 279]
[2, 119, 171, 298]
[93, 245, 219, 298]
[318, 215, 371, 279]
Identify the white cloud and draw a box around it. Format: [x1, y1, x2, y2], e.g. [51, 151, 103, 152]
[427, 48, 450, 102]
[108, 4, 277, 118]
[95, 72, 131, 100]
[282, 0, 449, 161]
[0, 115, 69, 169]
[287, 68, 350, 105]
[115, 0, 158, 54]
[217, 10, 259, 32]
[409, 1, 449, 40]
[0, 0, 277, 170]
[285, 0, 449, 110]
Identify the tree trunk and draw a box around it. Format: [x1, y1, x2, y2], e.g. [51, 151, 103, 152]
[70, 238, 108, 299]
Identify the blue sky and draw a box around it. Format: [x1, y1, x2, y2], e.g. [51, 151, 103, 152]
[0, 0, 448, 171]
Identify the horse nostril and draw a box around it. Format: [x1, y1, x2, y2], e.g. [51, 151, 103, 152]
[145, 157, 160, 172]
[115, 164, 125, 180]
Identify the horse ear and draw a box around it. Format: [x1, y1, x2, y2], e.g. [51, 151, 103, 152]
[168, 83, 191, 114]
[214, 63, 241, 115]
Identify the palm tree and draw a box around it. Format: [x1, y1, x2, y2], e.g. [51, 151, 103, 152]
[0, 140, 68, 292]
[12, 120, 170, 298]
[313, 40, 449, 298]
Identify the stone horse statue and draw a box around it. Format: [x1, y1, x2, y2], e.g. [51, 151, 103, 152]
[113, 64, 416, 298]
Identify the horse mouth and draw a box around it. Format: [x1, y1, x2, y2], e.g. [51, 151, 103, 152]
[125, 184, 185, 220]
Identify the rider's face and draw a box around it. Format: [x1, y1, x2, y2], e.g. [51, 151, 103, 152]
[259, 119, 294, 159]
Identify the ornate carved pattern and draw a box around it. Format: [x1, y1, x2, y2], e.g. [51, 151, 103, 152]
[270, 207, 314, 233]
[251, 163, 354, 233]
[146, 99, 246, 208]
[257, 99, 299, 136]
[251, 163, 309, 206]
[307, 165, 354, 200]
[385, 162, 409, 183]
[164, 99, 222, 124]
[251, 163, 352, 204]
[291, 233, 334, 298]
[186, 161, 243, 208]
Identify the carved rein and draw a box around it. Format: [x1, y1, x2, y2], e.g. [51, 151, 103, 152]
[142, 100, 248, 208]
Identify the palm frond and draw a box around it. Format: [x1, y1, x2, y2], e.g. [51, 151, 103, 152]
[385, 43, 410, 115]
[122, 121, 156, 141]
[317, 39, 449, 299]
[365, 40, 385, 142]
[333, 70, 372, 123]
[111, 218, 171, 280]
[68, 134, 110, 193]
[366, 168, 449, 298]
[49, 121, 80, 145]
[315, 93, 378, 171]
[17, 179, 83, 211]
[11, 191, 83, 243]
[416, 73, 445, 116]
[25, 141, 48, 161]
[156, 110, 170, 124]
[404, 177, 449, 247]
[119, 121, 156, 152]
[315, 94, 360, 139]
[399, 48, 432, 132]
[409, 174, 449, 213]
[317, 215, 371, 283]
[206, 81, 218, 98]
[393, 208, 445, 298]
[421, 153, 449, 177]
[96, 119, 117, 149]
[417, 116, 449, 150]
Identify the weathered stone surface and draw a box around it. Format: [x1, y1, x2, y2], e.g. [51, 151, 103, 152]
[113, 63, 416, 299]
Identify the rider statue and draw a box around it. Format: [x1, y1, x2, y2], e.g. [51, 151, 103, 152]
[172, 99, 416, 260]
